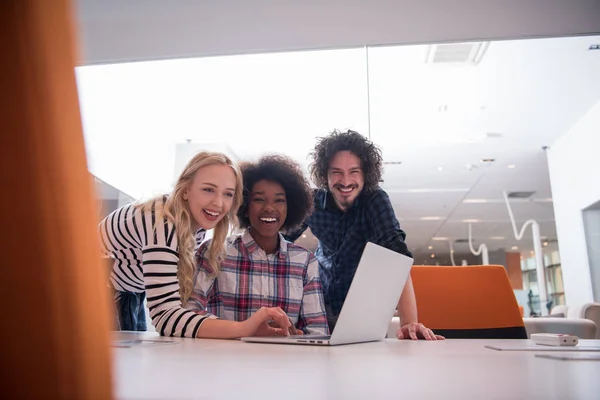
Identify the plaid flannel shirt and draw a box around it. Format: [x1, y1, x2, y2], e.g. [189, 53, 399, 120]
[189, 231, 329, 334]
[285, 187, 412, 319]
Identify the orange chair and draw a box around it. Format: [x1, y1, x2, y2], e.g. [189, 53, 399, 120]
[411, 265, 527, 339]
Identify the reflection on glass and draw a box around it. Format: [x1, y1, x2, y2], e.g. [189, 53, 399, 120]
[93, 175, 135, 221]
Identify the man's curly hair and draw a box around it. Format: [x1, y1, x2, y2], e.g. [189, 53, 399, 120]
[309, 129, 383, 192]
[238, 155, 313, 232]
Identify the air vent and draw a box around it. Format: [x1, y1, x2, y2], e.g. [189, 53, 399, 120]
[425, 42, 490, 65]
[383, 161, 402, 165]
[507, 191, 536, 199]
[454, 239, 469, 243]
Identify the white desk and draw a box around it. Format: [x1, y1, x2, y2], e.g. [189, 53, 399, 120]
[113, 332, 600, 399]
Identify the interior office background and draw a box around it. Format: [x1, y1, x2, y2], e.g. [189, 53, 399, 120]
[81, 0, 600, 317]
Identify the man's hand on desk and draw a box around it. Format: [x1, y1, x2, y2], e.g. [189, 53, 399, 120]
[397, 322, 445, 341]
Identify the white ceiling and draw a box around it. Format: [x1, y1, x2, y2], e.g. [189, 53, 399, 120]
[73, 1, 600, 264]
[363, 36, 600, 261]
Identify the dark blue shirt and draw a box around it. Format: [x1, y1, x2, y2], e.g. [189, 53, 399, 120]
[286, 187, 412, 317]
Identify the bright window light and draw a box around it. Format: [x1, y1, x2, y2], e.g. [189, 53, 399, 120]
[76, 48, 369, 197]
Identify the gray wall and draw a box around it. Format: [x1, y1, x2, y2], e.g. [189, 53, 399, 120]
[75, 0, 600, 65]
[583, 201, 600, 302]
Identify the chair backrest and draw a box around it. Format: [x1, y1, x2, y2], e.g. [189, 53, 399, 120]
[582, 303, 600, 339]
[568, 303, 600, 339]
[411, 265, 527, 339]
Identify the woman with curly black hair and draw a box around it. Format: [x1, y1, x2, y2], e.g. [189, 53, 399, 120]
[236, 155, 314, 251]
[189, 155, 329, 335]
[286, 129, 444, 341]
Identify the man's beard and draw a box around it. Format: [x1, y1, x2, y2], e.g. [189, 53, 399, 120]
[333, 184, 358, 210]
[334, 193, 356, 210]
[339, 196, 355, 208]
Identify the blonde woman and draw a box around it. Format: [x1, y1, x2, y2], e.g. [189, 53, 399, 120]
[99, 151, 293, 338]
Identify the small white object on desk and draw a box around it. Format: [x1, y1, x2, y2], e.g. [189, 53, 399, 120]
[531, 333, 579, 347]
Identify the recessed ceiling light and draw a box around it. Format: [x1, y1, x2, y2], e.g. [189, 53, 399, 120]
[511, 246, 519, 250]
[437, 166, 444, 172]
[428, 245, 433, 250]
[543, 241, 549, 247]
[485, 132, 503, 138]
[431, 237, 449, 241]
[463, 199, 488, 203]
[420, 216, 443, 221]
[508, 164, 516, 169]
[508, 191, 535, 199]
[489, 236, 505, 240]
[430, 254, 435, 258]
[462, 219, 480, 223]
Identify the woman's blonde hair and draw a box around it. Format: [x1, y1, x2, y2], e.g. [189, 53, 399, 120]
[139, 151, 243, 306]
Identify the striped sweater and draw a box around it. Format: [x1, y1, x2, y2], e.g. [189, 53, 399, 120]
[98, 197, 213, 337]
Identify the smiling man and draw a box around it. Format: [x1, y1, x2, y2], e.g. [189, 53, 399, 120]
[286, 130, 444, 341]
[190, 155, 329, 335]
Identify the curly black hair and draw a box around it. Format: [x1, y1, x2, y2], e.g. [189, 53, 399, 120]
[309, 129, 383, 192]
[237, 155, 313, 232]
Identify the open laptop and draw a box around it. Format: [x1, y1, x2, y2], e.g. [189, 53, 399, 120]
[241, 241, 414, 346]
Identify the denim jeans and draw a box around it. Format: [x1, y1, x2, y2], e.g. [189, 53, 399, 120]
[114, 291, 147, 331]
